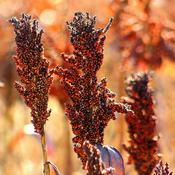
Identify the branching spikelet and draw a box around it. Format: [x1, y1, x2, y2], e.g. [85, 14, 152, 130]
[154, 161, 174, 175]
[123, 72, 160, 175]
[55, 12, 133, 167]
[9, 14, 53, 135]
[83, 141, 114, 175]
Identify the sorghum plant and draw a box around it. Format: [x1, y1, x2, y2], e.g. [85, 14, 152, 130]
[112, 0, 175, 68]
[154, 161, 174, 175]
[122, 72, 160, 175]
[9, 14, 53, 175]
[54, 12, 134, 173]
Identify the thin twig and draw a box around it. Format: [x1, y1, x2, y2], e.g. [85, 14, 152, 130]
[41, 128, 50, 175]
[103, 17, 113, 33]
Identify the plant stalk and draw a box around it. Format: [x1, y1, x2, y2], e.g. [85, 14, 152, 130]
[41, 128, 50, 175]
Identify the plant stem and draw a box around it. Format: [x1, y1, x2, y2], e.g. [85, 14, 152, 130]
[117, 68, 126, 153]
[41, 128, 50, 175]
[64, 117, 72, 175]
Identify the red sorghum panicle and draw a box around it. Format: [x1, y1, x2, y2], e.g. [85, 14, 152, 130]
[113, 0, 175, 68]
[83, 141, 114, 175]
[55, 12, 133, 167]
[154, 161, 174, 175]
[122, 72, 160, 175]
[9, 14, 53, 135]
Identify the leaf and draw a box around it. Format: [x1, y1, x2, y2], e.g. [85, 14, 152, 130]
[96, 144, 125, 175]
[48, 161, 61, 175]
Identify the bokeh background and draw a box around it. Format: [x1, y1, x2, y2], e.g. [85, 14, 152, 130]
[0, 0, 175, 174]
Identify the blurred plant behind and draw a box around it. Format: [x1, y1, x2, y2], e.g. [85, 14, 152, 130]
[0, 0, 175, 175]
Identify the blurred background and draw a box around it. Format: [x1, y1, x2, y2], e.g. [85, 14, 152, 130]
[0, 0, 175, 174]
